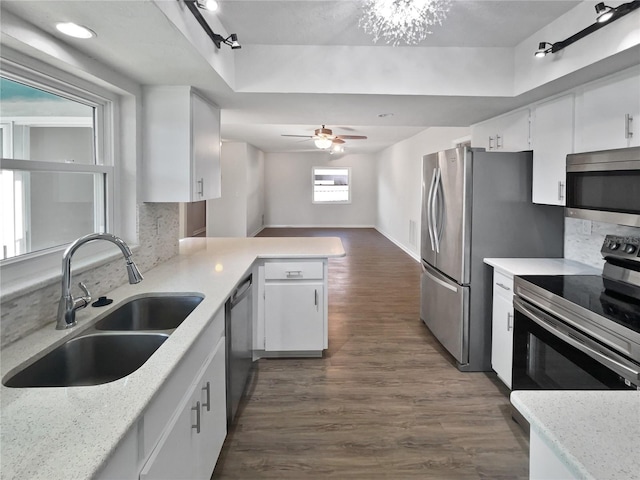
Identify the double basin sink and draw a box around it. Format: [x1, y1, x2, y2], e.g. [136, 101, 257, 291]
[3, 295, 203, 388]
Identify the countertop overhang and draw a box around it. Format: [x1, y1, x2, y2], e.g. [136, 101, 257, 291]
[0, 236, 345, 480]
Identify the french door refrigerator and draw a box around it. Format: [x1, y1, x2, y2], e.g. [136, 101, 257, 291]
[420, 146, 564, 371]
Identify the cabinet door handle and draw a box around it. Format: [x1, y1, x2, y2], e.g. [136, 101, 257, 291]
[191, 401, 201, 434]
[197, 178, 204, 197]
[202, 382, 211, 411]
[625, 114, 634, 139]
[286, 270, 303, 278]
[496, 134, 502, 149]
[488, 136, 494, 150]
[507, 312, 513, 331]
[496, 282, 511, 292]
[558, 181, 565, 201]
[314, 289, 318, 309]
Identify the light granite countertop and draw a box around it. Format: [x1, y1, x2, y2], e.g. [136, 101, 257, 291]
[0, 237, 345, 480]
[511, 390, 640, 480]
[484, 257, 599, 277]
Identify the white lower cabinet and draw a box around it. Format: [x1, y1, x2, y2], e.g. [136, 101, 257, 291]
[140, 336, 226, 480]
[530, 429, 577, 480]
[260, 260, 328, 354]
[265, 283, 324, 352]
[490, 271, 515, 388]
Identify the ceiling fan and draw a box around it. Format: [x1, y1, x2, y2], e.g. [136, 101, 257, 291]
[282, 125, 367, 150]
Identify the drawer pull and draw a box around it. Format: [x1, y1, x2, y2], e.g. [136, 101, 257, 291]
[507, 312, 513, 331]
[286, 270, 303, 278]
[496, 282, 511, 291]
[202, 382, 211, 411]
[191, 401, 201, 433]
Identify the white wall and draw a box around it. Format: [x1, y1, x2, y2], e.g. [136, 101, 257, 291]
[376, 127, 470, 259]
[207, 142, 248, 237]
[264, 152, 377, 227]
[246, 144, 265, 236]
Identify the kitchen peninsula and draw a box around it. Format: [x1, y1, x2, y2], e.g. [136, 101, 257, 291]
[1, 236, 345, 480]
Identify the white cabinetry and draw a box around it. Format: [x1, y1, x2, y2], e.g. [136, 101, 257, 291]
[140, 336, 226, 480]
[531, 94, 575, 206]
[490, 271, 515, 388]
[143, 86, 221, 202]
[261, 260, 327, 354]
[530, 429, 577, 480]
[576, 69, 640, 152]
[471, 109, 530, 151]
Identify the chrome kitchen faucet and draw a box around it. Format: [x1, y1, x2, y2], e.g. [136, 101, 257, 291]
[56, 233, 143, 330]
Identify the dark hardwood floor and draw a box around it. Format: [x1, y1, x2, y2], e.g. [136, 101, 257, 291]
[212, 228, 529, 479]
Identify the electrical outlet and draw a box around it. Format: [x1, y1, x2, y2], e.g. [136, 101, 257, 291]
[580, 220, 592, 235]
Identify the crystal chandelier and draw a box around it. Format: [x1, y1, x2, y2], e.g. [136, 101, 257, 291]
[359, 0, 452, 46]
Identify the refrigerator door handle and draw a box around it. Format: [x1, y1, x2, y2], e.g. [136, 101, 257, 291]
[426, 168, 437, 251]
[423, 264, 457, 292]
[432, 167, 442, 253]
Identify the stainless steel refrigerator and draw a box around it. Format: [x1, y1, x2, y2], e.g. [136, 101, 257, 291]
[420, 146, 564, 371]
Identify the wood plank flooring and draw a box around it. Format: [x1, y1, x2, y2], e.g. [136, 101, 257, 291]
[212, 228, 529, 479]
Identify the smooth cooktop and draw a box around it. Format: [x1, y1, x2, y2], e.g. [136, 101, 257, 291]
[519, 274, 640, 335]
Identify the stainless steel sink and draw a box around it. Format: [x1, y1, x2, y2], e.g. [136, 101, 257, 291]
[4, 333, 168, 388]
[94, 295, 203, 331]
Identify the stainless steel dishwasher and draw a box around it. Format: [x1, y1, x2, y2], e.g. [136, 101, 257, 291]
[225, 274, 253, 426]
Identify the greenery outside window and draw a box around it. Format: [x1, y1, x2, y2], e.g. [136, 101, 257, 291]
[312, 167, 351, 204]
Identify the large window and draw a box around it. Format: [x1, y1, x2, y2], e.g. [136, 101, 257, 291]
[312, 167, 351, 204]
[0, 70, 111, 261]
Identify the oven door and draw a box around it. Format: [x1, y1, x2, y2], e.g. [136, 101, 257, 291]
[512, 297, 639, 390]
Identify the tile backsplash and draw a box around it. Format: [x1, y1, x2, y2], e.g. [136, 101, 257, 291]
[0, 203, 179, 347]
[564, 218, 640, 269]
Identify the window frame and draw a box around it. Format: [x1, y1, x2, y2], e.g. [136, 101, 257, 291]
[0, 55, 119, 289]
[311, 166, 352, 205]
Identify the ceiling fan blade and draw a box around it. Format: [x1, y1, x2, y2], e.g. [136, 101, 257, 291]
[332, 138, 346, 144]
[336, 135, 367, 140]
[281, 134, 314, 138]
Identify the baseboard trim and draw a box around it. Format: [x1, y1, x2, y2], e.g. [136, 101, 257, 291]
[375, 227, 420, 263]
[248, 226, 265, 237]
[263, 224, 376, 229]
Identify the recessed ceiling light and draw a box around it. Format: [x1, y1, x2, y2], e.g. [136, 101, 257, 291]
[378, 113, 394, 118]
[55, 22, 96, 39]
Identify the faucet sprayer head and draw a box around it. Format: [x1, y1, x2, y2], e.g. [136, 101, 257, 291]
[126, 261, 144, 284]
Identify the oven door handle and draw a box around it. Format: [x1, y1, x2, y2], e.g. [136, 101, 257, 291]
[514, 298, 640, 381]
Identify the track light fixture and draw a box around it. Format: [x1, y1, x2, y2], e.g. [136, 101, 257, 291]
[534, 42, 554, 58]
[184, 0, 242, 50]
[196, 0, 218, 12]
[595, 2, 615, 22]
[535, 0, 640, 58]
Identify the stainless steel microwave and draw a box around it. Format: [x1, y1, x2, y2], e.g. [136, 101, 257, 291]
[565, 147, 640, 227]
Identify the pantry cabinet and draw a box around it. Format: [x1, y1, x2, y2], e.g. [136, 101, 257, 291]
[259, 260, 328, 354]
[142, 86, 221, 202]
[531, 94, 575, 206]
[471, 109, 530, 152]
[576, 70, 640, 152]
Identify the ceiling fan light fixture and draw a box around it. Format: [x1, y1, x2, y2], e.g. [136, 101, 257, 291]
[314, 138, 333, 149]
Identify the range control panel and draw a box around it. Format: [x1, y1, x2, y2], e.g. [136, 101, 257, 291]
[601, 235, 640, 261]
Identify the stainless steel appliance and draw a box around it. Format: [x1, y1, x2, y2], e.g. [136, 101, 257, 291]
[512, 235, 640, 391]
[225, 274, 254, 426]
[420, 146, 564, 371]
[566, 146, 640, 227]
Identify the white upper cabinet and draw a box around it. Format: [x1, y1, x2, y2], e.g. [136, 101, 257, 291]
[143, 86, 221, 202]
[575, 70, 640, 153]
[531, 94, 575, 206]
[471, 109, 530, 152]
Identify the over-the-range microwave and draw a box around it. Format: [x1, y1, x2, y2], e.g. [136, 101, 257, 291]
[565, 146, 640, 228]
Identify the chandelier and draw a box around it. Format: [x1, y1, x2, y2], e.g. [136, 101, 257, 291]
[359, 0, 452, 46]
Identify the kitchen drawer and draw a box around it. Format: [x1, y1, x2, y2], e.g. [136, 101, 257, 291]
[493, 271, 514, 301]
[264, 261, 323, 280]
